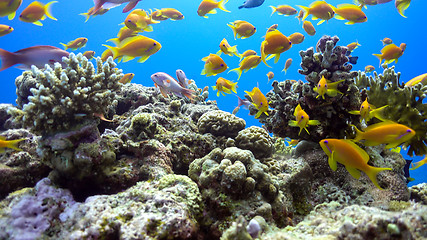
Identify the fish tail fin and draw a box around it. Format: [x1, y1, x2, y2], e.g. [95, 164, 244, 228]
[227, 23, 237, 39]
[366, 166, 392, 190]
[44, 1, 58, 21]
[60, 43, 68, 50]
[102, 44, 119, 59]
[106, 38, 121, 46]
[371, 105, 388, 121]
[231, 82, 238, 94]
[396, 1, 410, 18]
[236, 95, 245, 107]
[410, 157, 427, 170]
[8, 11, 16, 20]
[79, 12, 91, 22]
[260, 41, 271, 68]
[229, 45, 238, 56]
[6, 138, 25, 151]
[350, 124, 364, 142]
[297, 5, 310, 21]
[0, 48, 19, 71]
[216, 49, 222, 56]
[372, 53, 382, 66]
[218, 0, 230, 13]
[228, 68, 242, 80]
[270, 6, 277, 16]
[181, 87, 196, 100]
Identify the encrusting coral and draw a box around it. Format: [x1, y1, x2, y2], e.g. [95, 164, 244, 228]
[9, 53, 122, 136]
[355, 65, 427, 156]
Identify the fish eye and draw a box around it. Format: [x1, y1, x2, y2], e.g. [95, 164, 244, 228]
[407, 129, 412, 133]
[220, 64, 224, 66]
[153, 43, 156, 45]
[324, 84, 327, 88]
[361, 106, 364, 109]
[318, 84, 321, 87]
[324, 140, 328, 144]
[222, 44, 226, 46]
[253, 27, 256, 30]
[300, 116, 304, 119]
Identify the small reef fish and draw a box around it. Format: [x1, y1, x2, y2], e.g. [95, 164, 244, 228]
[228, 20, 256, 39]
[266, 24, 278, 33]
[332, 4, 367, 25]
[260, 29, 292, 67]
[288, 32, 305, 45]
[410, 155, 427, 170]
[119, 73, 134, 84]
[297, 1, 335, 25]
[0, 45, 69, 71]
[82, 50, 95, 59]
[94, 113, 113, 122]
[201, 53, 227, 77]
[212, 77, 237, 96]
[296, 10, 304, 23]
[216, 38, 240, 57]
[176, 69, 193, 88]
[349, 99, 388, 122]
[405, 73, 427, 87]
[229, 55, 261, 80]
[19, 1, 57, 26]
[197, 0, 229, 18]
[0, 136, 25, 153]
[60, 37, 88, 50]
[270, 5, 297, 16]
[244, 87, 269, 118]
[303, 21, 316, 36]
[239, 49, 257, 61]
[347, 41, 361, 52]
[319, 138, 392, 189]
[151, 8, 184, 21]
[0, 24, 13, 37]
[395, 0, 411, 18]
[352, 121, 415, 148]
[125, 9, 159, 32]
[232, 95, 252, 115]
[285, 138, 300, 146]
[103, 35, 161, 63]
[282, 58, 293, 74]
[101, 49, 113, 62]
[289, 104, 320, 135]
[238, 0, 265, 9]
[108, 26, 138, 46]
[80, 7, 109, 22]
[354, 0, 379, 9]
[381, 37, 393, 45]
[365, 65, 375, 73]
[150, 9, 168, 21]
[151, 72, 196, 100]
[372, 43, 406, 66]
[266, 71, 274, 82]
[313, 76, 344, 99]
[89, 0, 141, 15]
[0, 0, 22, 20]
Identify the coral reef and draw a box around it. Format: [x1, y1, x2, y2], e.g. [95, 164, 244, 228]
[9, 53, 122, 136]
[355, 65, 427, 156]
[260, 35, 361, 142]
[410, 183, 427, 205]
[197, 110, 246, 138]
[235, 126, 274, 159]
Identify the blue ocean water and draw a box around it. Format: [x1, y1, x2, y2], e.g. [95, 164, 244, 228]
[0, 0, 425, 186]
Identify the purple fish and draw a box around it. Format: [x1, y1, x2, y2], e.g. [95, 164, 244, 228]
[151, 72, 195, 100]
[90, 0, 141, 15]
[0, 45, 69, 71]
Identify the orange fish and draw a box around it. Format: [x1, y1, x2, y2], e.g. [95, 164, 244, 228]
[373, 43, 406, 66]
[119, 73, 135, 84]
[303, 21, 316, 36]
[239, 49, 257, 61]
[212, 77, 237, 96]
[245, 87, 269, 118]
[229, 55, 261, 80]
[364, 65, 375, 73]
[381, 37, 392, 45]
[228, 20, 256, 39]
[349, 99, 388, 122]
[297, 1, 335, 25]
[19, 1, 57, 26]
[0, 24, 13, 37]
[270, 5, 297, 16]
[0, 136, 25, 152]
[101, 48, 114, 62]
[405, 73, 427, 87]
[266, 71, 274, 82]
[347, 41, 361, 52]
[260, 29, 292, 67]
[60, 37, 88, 50]
[313, 76, 344, 99]
[201, 53, 227, 77]
[80, 6, 109, 22]
[124, 9, 159, 32]
[83, 50, 95, 59]
[103, 35, 161, 63]
[332, 4, 367, 25]
[282, 58, 293, 74]
[197, 0, 229, 18]
[152, 8, 184, 20]
[0, 0, 22, 20]
[216, 38, 240, 57]
[289, 104, 320, 135]
[288, 32, 305, 44]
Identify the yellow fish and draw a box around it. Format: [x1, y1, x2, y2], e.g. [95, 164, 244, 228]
[201, 53, 227, 77]
[82, 50, 95, 59]
[410, 155, 427, 170]
[297, 1, 335, 25]
[260, 29, 292, 67]
[19, 1, 57, 26]
[216, 38, 240, 57]
[313, 76, 344, 99]
[119, 73, 135, 84]
[239, 49, 257, 61]
[266, 71, 274, 82]
[347, 41, 361, 52]
[405, 73, 427, 87]
[349, 99, 388, 122]
[365, 65, 375, 73]
[395, 0, 411, 18]
[229, 55, 261, 80]
[0, 136, 25, 153]
[228, 20, 256, 39]
[80, 6, 109, 22]
[60, 37, 88, 50]
[153, 8, 184, 20]
[303, 20, 316, 36]
[103, 35, 161, 63]
[212, 77, 237, 96]
[373, 43, 406, 66]
[0, 24, 13, 37]
[332, 3, 367, 25]
[380, 37, 393, 45]
[288, 32, 305, 45]
[270, 5, 297, 16]
[289, 104, 320, 135]
[108, 26, 139, 46]
[197, 0, 229, 18]
[124, 9, 159, 32]
[101, 48, 113, 62]
[352, 121, 415, 148]
[0, 0, 22, 20]
[319, 138, 392, 189]
[245, 87, 269, 118]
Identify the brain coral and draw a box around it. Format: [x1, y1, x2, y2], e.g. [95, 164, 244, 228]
[235, 126, 274, 159]
[10, 53, 122, 135]
[197, 110, 246, 137]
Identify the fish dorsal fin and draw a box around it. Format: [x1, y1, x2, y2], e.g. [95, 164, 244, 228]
[337, 3, 359, 9]
[118, 35, 145, 48]
[363, 120, 397, 132]
[342, 139, 370, 163]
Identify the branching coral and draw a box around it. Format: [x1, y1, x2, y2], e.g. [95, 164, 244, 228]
[354, 65, 427, 156]
[9, 53, 122, 135]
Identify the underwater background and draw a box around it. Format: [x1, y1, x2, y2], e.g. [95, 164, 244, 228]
[0, 0, 426, 188]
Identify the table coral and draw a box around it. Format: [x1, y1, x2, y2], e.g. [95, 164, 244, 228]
[9, 53, 122, 136]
